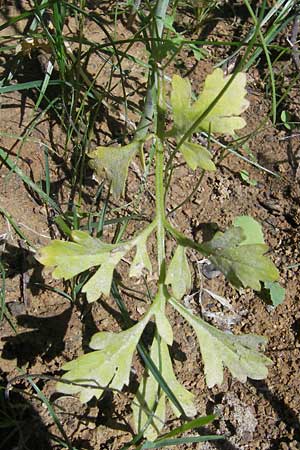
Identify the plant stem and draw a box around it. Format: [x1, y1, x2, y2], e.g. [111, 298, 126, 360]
[155, 137, 166, 283]
[135, 0, 169, 141]
[164, 219, 209, 257]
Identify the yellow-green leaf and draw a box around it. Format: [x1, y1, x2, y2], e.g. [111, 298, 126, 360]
[37, 230, 131, 302]
[181, 142, 216, 171]
[192, 68, 249, 135]
[166, 245, 192, 299]
[233, 215, 264, 245]
[264, 281, 285, 307]
[88, 140, 142, 198]
[201, 221, 279, 291]
[57, 312, 152, 403]
[129, 223, 155, 278]
[170, 75, 193, 134]
[132, 336, 196, 439]
[160, 340, 196, 418]
[37, 223, 157, 302]
[133, 336, 166, 440]
[170, 69, 249, 138]
[170, 298, 272, 388]
[152, 291, 173, 345]
[82, 260, 117, 301]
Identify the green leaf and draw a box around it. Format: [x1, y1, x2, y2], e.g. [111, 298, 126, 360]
[239, 169, 257, 186]
[281, 110, 294, 130]
[170, 75, 193, 135]
[264, 281, 285, 307]
[202, 226, 243, 252]
[133, 336, 166, 440]
[192, 69, 249, 135]
[37, 230, 115, 279]
[160, 340, 196, 419]
[57, 311, 152, 403]
[155, 415, 216, 441]
[38, 223, 157, 302]
[233, 215, 264, 245]
[152, 291, 173, 346]
[133, 337, 196, 440]
[171, 69, 249, 138]
[141, 435, 223, 448]
[165, 245, 192, 299]
[181, 142, 216, 171]
[88, 140, 142, 198]
[129, 223, 154, 278]
[163, 14, 177, 32]
[170, 298, 272, 388]
[170, 70, 248, 173]
[37, 230, 131, 302]
[189, 43, 203, 62]
[202, 222, 279, 291]
[82, 259, 120, 301]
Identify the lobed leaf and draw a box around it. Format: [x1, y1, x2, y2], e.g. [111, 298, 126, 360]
[170, 75, 193, 135]
[129, 223, 154, 278]
[88, 140, 142, 198]
[133, 336, 196, 440]
[38, 222, 156, 302]
[160, 340, 196, 419]
[192, 68, 249, 135]
[171, 69, 249, 138]
[133, 336, 166, 440]
[201, 218, 279, 291]
[37, 230, 131, 302]
[170, 298, 272, 388]
[264, 281, 285, 307]
[37, 230, 110, 279]
[166, 245, 192, 299]
[57, 312, 152, 403]
[181, 142, 216, 171]
[152, 291, 173, 345]
[232, 215, 264, 245]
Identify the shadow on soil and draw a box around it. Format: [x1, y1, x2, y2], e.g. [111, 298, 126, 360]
[0, 376, 52, 450]
[250, 380, 300, 449]
[1, 242, 44, 295]
[2, 306, 72, 366]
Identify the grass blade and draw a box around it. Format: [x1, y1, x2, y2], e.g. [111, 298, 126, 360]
[111, 282, 186, 418]
[141, 434, 224, 449]
[0, 147, 61, 214]
[156, 415, 216, 440]
[25, 374, 74, 450]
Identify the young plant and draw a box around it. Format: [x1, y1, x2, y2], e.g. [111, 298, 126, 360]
[37, 65, 279, 440]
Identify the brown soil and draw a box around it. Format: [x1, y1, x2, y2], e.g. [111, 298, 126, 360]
[1, 2, 300, 450]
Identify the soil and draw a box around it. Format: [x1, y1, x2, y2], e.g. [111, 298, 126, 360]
[1, 2, 300, 450]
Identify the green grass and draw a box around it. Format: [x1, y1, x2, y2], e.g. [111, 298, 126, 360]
[0, 0, 297, 447]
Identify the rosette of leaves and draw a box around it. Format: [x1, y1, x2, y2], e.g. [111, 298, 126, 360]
[38, 215, 278, 439]
[36, 69, 281, 440]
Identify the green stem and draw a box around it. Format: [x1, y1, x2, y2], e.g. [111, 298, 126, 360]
[155, 138, 166, 285]
[135, 0, 170, 141]
[164, 219, 209, 256]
